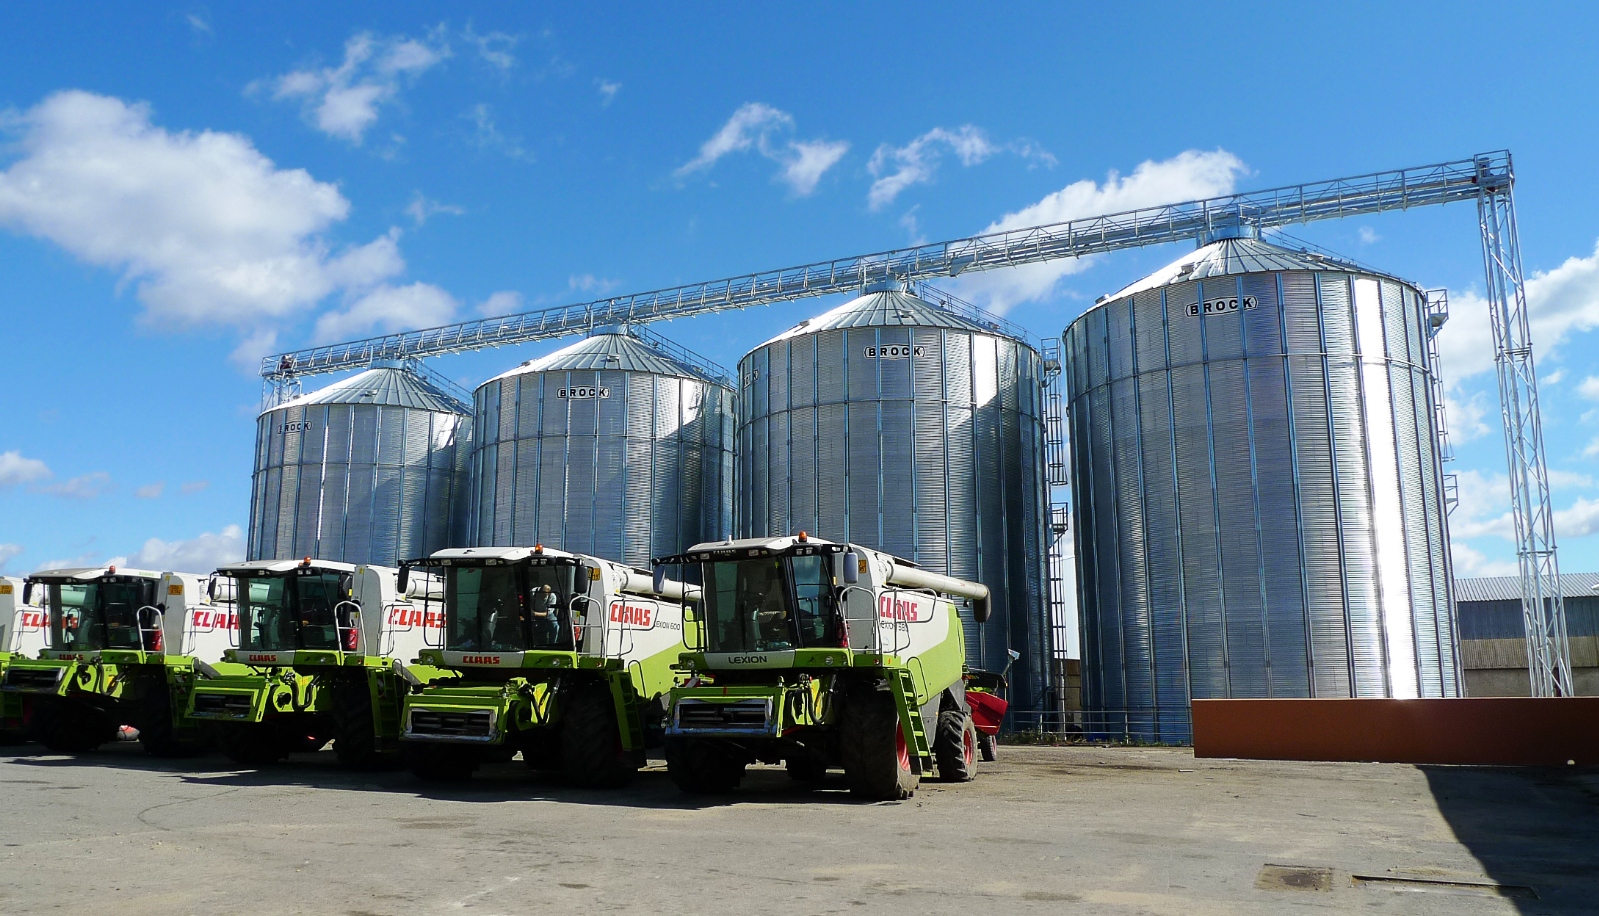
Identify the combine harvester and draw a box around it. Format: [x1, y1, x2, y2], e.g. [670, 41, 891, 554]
[397, 545, 697, 786]
[0, 577, 51, 741]
[187, 558, 445, 767]
[0, 566, 235, 755]
[653, 534, 1007, 800]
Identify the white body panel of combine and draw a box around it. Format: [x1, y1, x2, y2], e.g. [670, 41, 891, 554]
[841, 547, 961, 661]
[158, 572, 235, 662]
[1, 576, 51, 657]
[361, 564, 443, 663]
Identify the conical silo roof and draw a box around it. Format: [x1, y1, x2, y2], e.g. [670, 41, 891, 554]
[761, 289, 999, 348]
[267, 363, 470, 415]
[486, 330, 721, 384]
[1105, 236, 1400, 301]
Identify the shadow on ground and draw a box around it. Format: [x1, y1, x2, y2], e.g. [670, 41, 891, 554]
[1424, 764, 1599, 914]
[2, 741, 882, 810]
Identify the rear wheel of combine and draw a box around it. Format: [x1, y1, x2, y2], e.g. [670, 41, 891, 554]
[934, 708, 978, 782]
[220, 723, 290, 766]
[665, 738, 744, 794]
[841, 689, 919, 801]
[330, 681, 385, 770]
[407, 743, 478, 781]
[561, 685, 636, 788]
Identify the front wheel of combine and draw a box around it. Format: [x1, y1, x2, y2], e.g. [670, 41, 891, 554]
[665, 738, 744, 794]
[407, 743, 478, 781]
[220, 723, 290, 766]
[560, 685, 636, 789]
[934, 708, 978, 782]
[134, 688, 205, 758]
[35, 701, 115, 754]
[330, 681, 385, 770]
[841, 689, 919, 801]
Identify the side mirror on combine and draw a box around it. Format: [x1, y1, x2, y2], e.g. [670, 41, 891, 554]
[22, 581, 33, 605]
[397, 565, 410, 593]
[842, 552, 859, 585]
[652, 565, 667, 595]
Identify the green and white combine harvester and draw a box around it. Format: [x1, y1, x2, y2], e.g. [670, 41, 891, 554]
[0, 566, 238, 755]
[186, 558, 448, 767]
[397, 545, 697, 786]
[0, 576, 51, 742]
[653, 534, 1008, 800]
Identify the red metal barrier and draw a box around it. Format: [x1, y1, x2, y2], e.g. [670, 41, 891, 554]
[1192, 697, 1599, 766]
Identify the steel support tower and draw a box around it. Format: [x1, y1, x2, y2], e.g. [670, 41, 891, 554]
[264, 150, 1572, 695]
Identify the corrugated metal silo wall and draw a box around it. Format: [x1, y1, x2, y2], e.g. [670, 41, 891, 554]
[248, 404, 471, 567]
[467, 369, 734, 567]
[1064, 269, 1459, 742]
[736, 326, 1052, 716]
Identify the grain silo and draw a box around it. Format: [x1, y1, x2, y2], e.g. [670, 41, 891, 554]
[468, 326, 734, 567]
[248, 362, 472, 567]
[737, 283, 1052, 715]
[1063, 232, 1460, 742]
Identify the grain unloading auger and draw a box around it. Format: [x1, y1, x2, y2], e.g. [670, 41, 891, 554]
[185, 558, 448, 767]
[653, 534, 1008, 800]
[396, 545, 697, 786]
[0, 566, 241, 755]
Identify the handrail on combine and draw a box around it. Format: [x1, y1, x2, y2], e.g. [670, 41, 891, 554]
[333, 599, 363, 654]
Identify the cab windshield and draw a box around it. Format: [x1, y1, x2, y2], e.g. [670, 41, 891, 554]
[47, 579, 160, 651]
[237, 571, 354, 652]
[701, 555, 837, 653]
[445, 563, 574, 652]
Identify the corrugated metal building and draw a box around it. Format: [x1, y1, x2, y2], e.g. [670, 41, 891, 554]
[249, 362, 472, 567]
[1064, 235, 1460, 742]
[1455, 573, 1599, 696]
[736, 284, 1053, 716]
[468, 327, 735, 568]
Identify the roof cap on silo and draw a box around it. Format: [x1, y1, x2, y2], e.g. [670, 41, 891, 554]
[263, 365, 471, 416]
[485, 328, 726, 385]
[759, 286, 1026, 348]
[1100, 236, 1406, 303]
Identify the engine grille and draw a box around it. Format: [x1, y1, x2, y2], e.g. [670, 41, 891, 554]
[407, 708, 496, 741]
[673, 699, 772, 733]
[2, 667, 64, 692]
[191, 692, 255, 719]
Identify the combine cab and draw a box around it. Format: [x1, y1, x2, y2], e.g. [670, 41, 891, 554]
[0, 566, 236, 755]
[398, 545, 696, 786]
[188, 559, 446, 768]
[0, 576, 51, 741]
[654, 534, 1006, 800]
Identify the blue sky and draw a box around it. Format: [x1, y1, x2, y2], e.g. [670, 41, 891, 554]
[0, 3, 1596, 582]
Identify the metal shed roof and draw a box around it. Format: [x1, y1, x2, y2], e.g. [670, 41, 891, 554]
[268, 364, 470, 415]
[1454, 572, 1599, 603]
[486, 331, 721, 385]
[1105, 236, 1411, 302]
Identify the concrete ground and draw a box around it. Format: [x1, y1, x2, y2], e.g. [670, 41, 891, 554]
[1, 742, 1595, 915]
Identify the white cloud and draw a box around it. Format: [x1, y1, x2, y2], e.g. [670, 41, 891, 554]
[465, 103, 528, 160]
[1556, 497, 1599, 539]
[1436, 240, 1599, 386]
[36, 552, 104, 573]
[1444, 388, 1493, 443]
[0, 451, 51, 489]
[949, 149, 1248, 314]
[597, 80, 621, 106]
[122, 525, 245, 574]
[406, 193, 465, 227]
[0, 544, 21, 574]
[476, 290, 524, 317]
[313, 282, 458, 343]
[1545, 369, 1564, 386]
[1451, 542, 1519, 578]
[1586, 437, 1599, 459]
[40, 472, 112, 500]
[1449, 469, 1514, 540]
[180, 480, 210, 495]
[1580, 375, 1599, 400]
[1548, 469, 1595, 490]
[462, 24, 518, 71]
[1358, 226, 1381, 245]
[866, 125, 1055, 211]
[261, 31, 450, 144]
[185, 13, 212, 36]
[675, 103, 848, 197]
[567, 274, 620, 295]
[0, 91, 407, 331]
[135, 482, 165, 499]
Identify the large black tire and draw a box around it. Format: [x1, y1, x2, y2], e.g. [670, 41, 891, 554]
[934, 708, 978, 782]
[330, 681, 385, 770]
[519, 729, 562, 772]
[133, 685, 206, 758]
[978, 732, 997, 762]
[841, 688, 919, 801]
[785, 749, 828, 785]
[220, 723, 291, 766]
[34, 701, 115, 754]
[560, 685, 636, 788]
[665, 738, 744, 794]
[407, 743, 478, 781]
